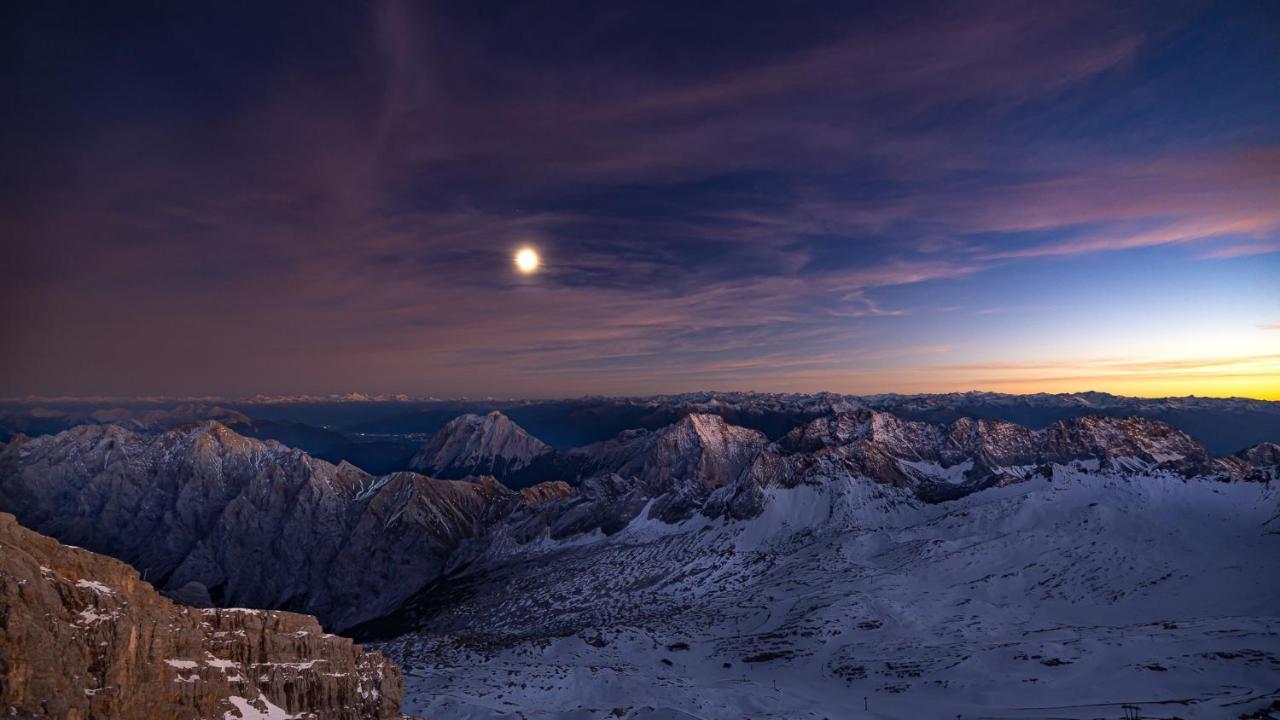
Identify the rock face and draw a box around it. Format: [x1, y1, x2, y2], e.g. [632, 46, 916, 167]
[410, 411, 551, 480]
[0, 512, 410, 720]
[0, 422, 526, 630]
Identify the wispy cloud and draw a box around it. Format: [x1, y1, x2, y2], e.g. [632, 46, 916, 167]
[1201, 241, 1280, 259]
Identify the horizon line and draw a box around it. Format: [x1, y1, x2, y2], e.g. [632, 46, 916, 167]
[2, 388, 1278, 405]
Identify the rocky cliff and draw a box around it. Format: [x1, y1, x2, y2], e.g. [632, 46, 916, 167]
[0, 512, 412, 719]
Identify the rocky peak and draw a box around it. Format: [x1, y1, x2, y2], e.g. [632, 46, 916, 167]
[637, 414, 767, 523]
[1041, 415, 1212, 472]
[410, 411, 550, 480]
[182, 419, 275, 456]
[1237, 441, 1280, 466]
[0, 512, 413, 720]
[648, 413, 768, 491]
[780, 410, 876, 452]
[942, 417, 1040, 467]
[779, 409, 945, 455]
[782, 410, 947, 458]
[790, 411, 1220, 475]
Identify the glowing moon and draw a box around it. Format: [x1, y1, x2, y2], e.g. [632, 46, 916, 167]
[514, 247, 540, 273]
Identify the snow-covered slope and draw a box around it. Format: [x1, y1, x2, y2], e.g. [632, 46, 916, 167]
[356, 411, 1280, 719]
[372, 469, 1280, 719]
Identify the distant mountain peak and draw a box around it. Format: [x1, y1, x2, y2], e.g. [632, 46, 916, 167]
[410, 411, 551, 480]
[655, 413, 768, 488]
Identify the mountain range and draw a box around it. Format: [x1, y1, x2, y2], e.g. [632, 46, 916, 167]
[2, 397, 1279, 718]
[6, 390, 1280, 459]
[2, 409, 1276, 626]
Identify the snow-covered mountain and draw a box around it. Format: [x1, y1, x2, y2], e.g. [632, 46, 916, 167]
[0, 422, 554, 630]
[710, 410, 1238, 507]
[2, 406, 1279, 718]
[410, 411, 551, 480]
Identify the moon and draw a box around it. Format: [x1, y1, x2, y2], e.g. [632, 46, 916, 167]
[514, 247, 540, 273]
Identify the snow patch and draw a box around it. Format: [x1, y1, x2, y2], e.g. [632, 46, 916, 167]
[76, 608, 117, 625]
[223, 694, 297, 720]
[899, 458, 973, 485]
[75, 578, 116, 595]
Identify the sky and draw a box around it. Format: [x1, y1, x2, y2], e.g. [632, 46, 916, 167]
[1, 1, 1278, 400]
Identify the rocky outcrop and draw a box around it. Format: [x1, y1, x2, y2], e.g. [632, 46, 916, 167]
[410, 411, 551, 480]
[0, 512, 411, 719]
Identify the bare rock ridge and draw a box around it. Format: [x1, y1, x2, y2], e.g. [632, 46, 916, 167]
[1, 411, 1277, 636]
[410, 411, 551, 479]
[0, 512, 411, 720]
